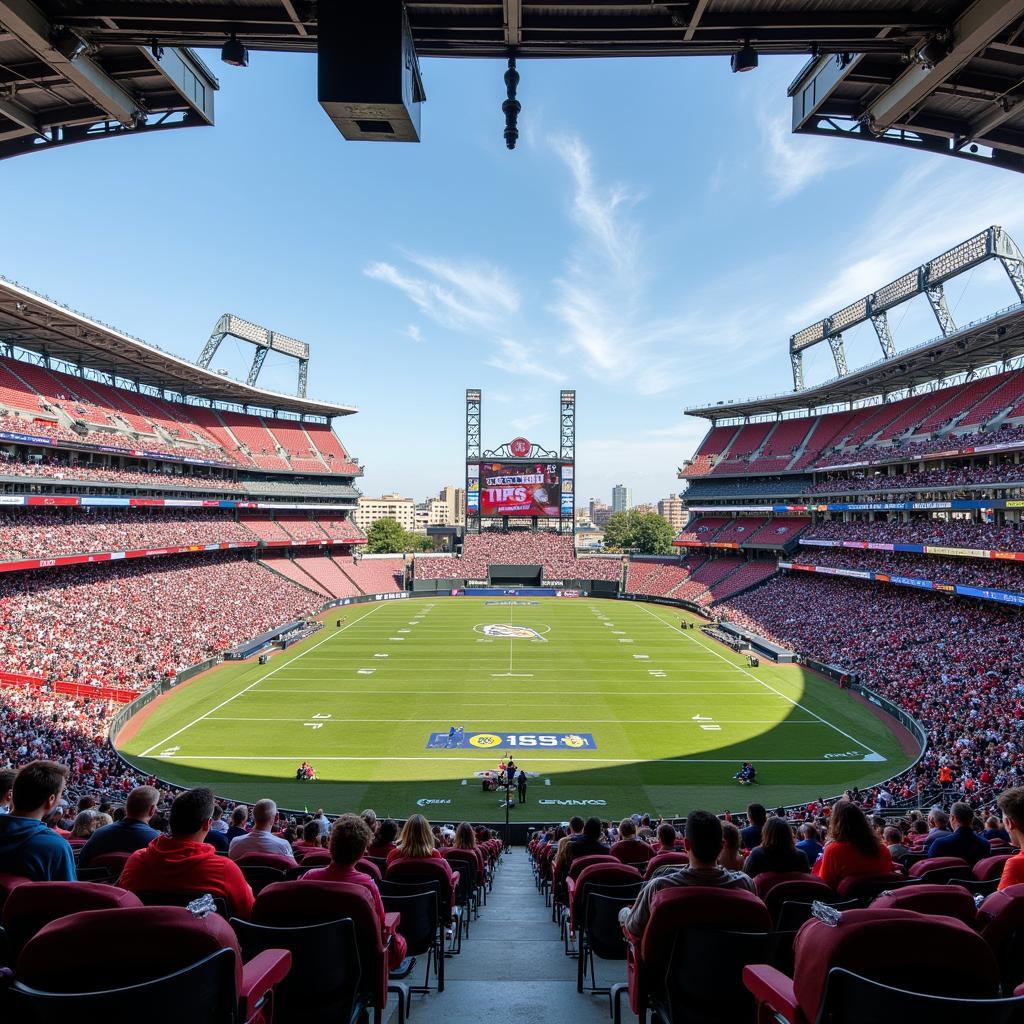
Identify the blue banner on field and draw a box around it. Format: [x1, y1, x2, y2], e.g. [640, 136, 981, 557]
[427, 731, 597, 750]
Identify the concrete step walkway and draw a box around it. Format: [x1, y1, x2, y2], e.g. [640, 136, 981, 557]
[404, 848, 632, 1024]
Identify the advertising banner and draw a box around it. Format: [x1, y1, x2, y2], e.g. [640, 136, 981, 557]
[477, 462, 561, 516]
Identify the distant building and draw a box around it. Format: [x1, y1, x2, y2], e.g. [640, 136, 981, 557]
[438, 485, 466, 525]
[415, 495, 457, 531]
[658, 494, 687, 532]
[612, 485, 632, 514]
[589, 498, 612, 527]
[633, 502, 656, 516]
[354, 493, 416, 532]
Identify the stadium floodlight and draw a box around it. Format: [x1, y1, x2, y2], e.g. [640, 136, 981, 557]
[221, 33, 248, 68]
[731, 43, 758, 73]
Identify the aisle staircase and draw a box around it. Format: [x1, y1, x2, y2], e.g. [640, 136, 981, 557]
[409, 849, 628, 1024]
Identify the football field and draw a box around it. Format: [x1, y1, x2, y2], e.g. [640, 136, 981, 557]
[117, 598, 915, 821]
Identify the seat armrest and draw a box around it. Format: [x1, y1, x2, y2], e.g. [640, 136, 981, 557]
[742, 965, 800, 1024]
[240, 949, 292, 1020]
[384, 911, 401, 934]
[450, 870, 460, 890]
[565, 877, 577, 898]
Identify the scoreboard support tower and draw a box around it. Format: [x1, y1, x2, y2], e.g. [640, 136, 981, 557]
[465, 388, 575, 536]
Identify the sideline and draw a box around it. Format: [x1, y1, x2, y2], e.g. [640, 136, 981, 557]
[136, 604, 384, 757]
[633, 602, 885, 760]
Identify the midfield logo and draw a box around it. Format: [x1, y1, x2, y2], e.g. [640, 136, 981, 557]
[482, 624, 542, 639]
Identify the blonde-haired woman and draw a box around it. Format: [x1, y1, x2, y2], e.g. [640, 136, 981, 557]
[387, 813, 453, 879]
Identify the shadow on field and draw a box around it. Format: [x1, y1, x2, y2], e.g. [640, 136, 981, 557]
[118, 686, 914, 822]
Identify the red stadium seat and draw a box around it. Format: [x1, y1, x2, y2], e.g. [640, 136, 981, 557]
[870, 883, 977, 926]
[744, 909, 1001, 1024]
[236, 852, 299, 871]
[623, 886, 771, 1024]
[643, 852, 688, 879]
[975, 855, 1014, 882]
[979, 883, 1024, 992]
[2, 881, 141, 952]
[10, 905, 290, 1023]
[753, 871, 814, 901]
[243, 879, 403, 1024]
[906, 856, 971, 884]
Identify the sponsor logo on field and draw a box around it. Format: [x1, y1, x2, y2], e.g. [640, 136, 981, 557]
[537, 799, 607, 806]
[416, 798, 452, 807]
[482, 624, 542, 639]
[426, 731, 597, 750]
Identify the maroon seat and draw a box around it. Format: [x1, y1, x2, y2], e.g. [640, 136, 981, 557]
[871, 883, 977, 926]
[14, 905, 290, 1023]
[236, 852, 299, 871]
[744, 909, 1000, 1024]
[567, 854, 618, 882]
[298, 849, 332, 866]
[979, 883, 1024, 991]
[610, 840, 655, 865]
[357, 858, 383, 883]
[626, 885, 771, 1021]
[88, 850, 134, 880]
[565, 863, 641, 939]
[385, 857, 460, 915]
[975, 854, 1013, 882]
[754, 871, 813, 901]
[252, 880, 395, 1024]
[762, 877, 838, 928]
[643, 852, 688, 879]
[835, 872, 907, 902]
[0, 872, 27, 915]
[906, 856, 970, 883]
[2, 881, 141, 952]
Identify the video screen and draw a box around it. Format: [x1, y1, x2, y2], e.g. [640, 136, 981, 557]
[475, 462, 562, 517]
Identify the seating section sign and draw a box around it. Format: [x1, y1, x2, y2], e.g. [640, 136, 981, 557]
[427, 731, 596, 750]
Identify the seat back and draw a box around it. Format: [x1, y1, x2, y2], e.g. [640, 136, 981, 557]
[585, 886, 643, 961]
[441, 849, 479, 885]
[88, 851, 133, 880]
[908, 856, 971, 883]
[297, 849, 332, 867]
[820, 966, 1023, 1024]
[979, 883, 1024, 991]
[835, 873, 909, 903]
[15, 906, 246, 996]
[2, 882, 142, 952]
[567, 854, 618, 882]
[975, 855, 1013, 882]
[871, 884, 977, 925]
[386, 857, 453, 897]
[644, 852, 688, 879]
[792, 909, 1000, 1019]
[11, 947, 238, 1024]
[357, 858, 382, 883]
[762, 877, 837, 926]
[639, 886, 771, 979]
[235, 916, 362, 1022]
[235, 852, 298, 871]
[239, 865, 287, 896]
[134, 891, 230, 918]
[0, 872, 27, 915]
[378, 887, 439, 958]
[754, 871, 814, 900]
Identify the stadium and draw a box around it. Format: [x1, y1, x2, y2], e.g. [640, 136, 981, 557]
[3, 1, 1024, 1022]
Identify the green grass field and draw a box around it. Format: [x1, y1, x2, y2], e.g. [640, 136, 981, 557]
[117, 597, 915, 821]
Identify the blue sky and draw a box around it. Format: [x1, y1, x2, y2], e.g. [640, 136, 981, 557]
[4, 51, 1024, 504]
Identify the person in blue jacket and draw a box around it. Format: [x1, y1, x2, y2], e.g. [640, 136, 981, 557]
[0, 760, 76, 881]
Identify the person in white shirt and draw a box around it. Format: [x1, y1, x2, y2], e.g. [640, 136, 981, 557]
[228, 799, 294, 861]
[313, 808, 330, 837]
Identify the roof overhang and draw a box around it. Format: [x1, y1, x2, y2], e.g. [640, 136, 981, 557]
[0, 276, 357, 417]
[686, 301, 1024, 420]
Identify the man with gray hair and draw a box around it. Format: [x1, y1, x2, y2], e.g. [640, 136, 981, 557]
[79, 785, 160, 869]
[228, 799, 294, 861]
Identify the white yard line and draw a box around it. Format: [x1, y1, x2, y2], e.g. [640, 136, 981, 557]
[206, 716, 822, 725]
[138, 604, 384, 756]
[633, 603, 885, 759]
[155, 754, 878, 764]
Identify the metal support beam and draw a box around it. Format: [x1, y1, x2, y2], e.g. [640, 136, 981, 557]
[862, 0, 1024, 134]
[791, 351, 804, 391]
[503, 0, 521, 47]
[684, 0, 712, 41]
[246, 345, 268, 387]
[0, 94, 41, 134]
[0, 0, 145, 126]
[197, 315, 227, 367]
[828, 334, 849, 377]
[925, 283, 956, 336]
[297, 357, 308, 398]
[870, 311, 896, 359]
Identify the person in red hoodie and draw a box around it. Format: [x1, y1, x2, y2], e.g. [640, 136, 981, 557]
[119, 786, 254, 919]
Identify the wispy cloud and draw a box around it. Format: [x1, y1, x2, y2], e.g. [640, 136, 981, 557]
[403, 324, 423, 343]
[364, 255, 519, 333]
[486, 339, 566, 382]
